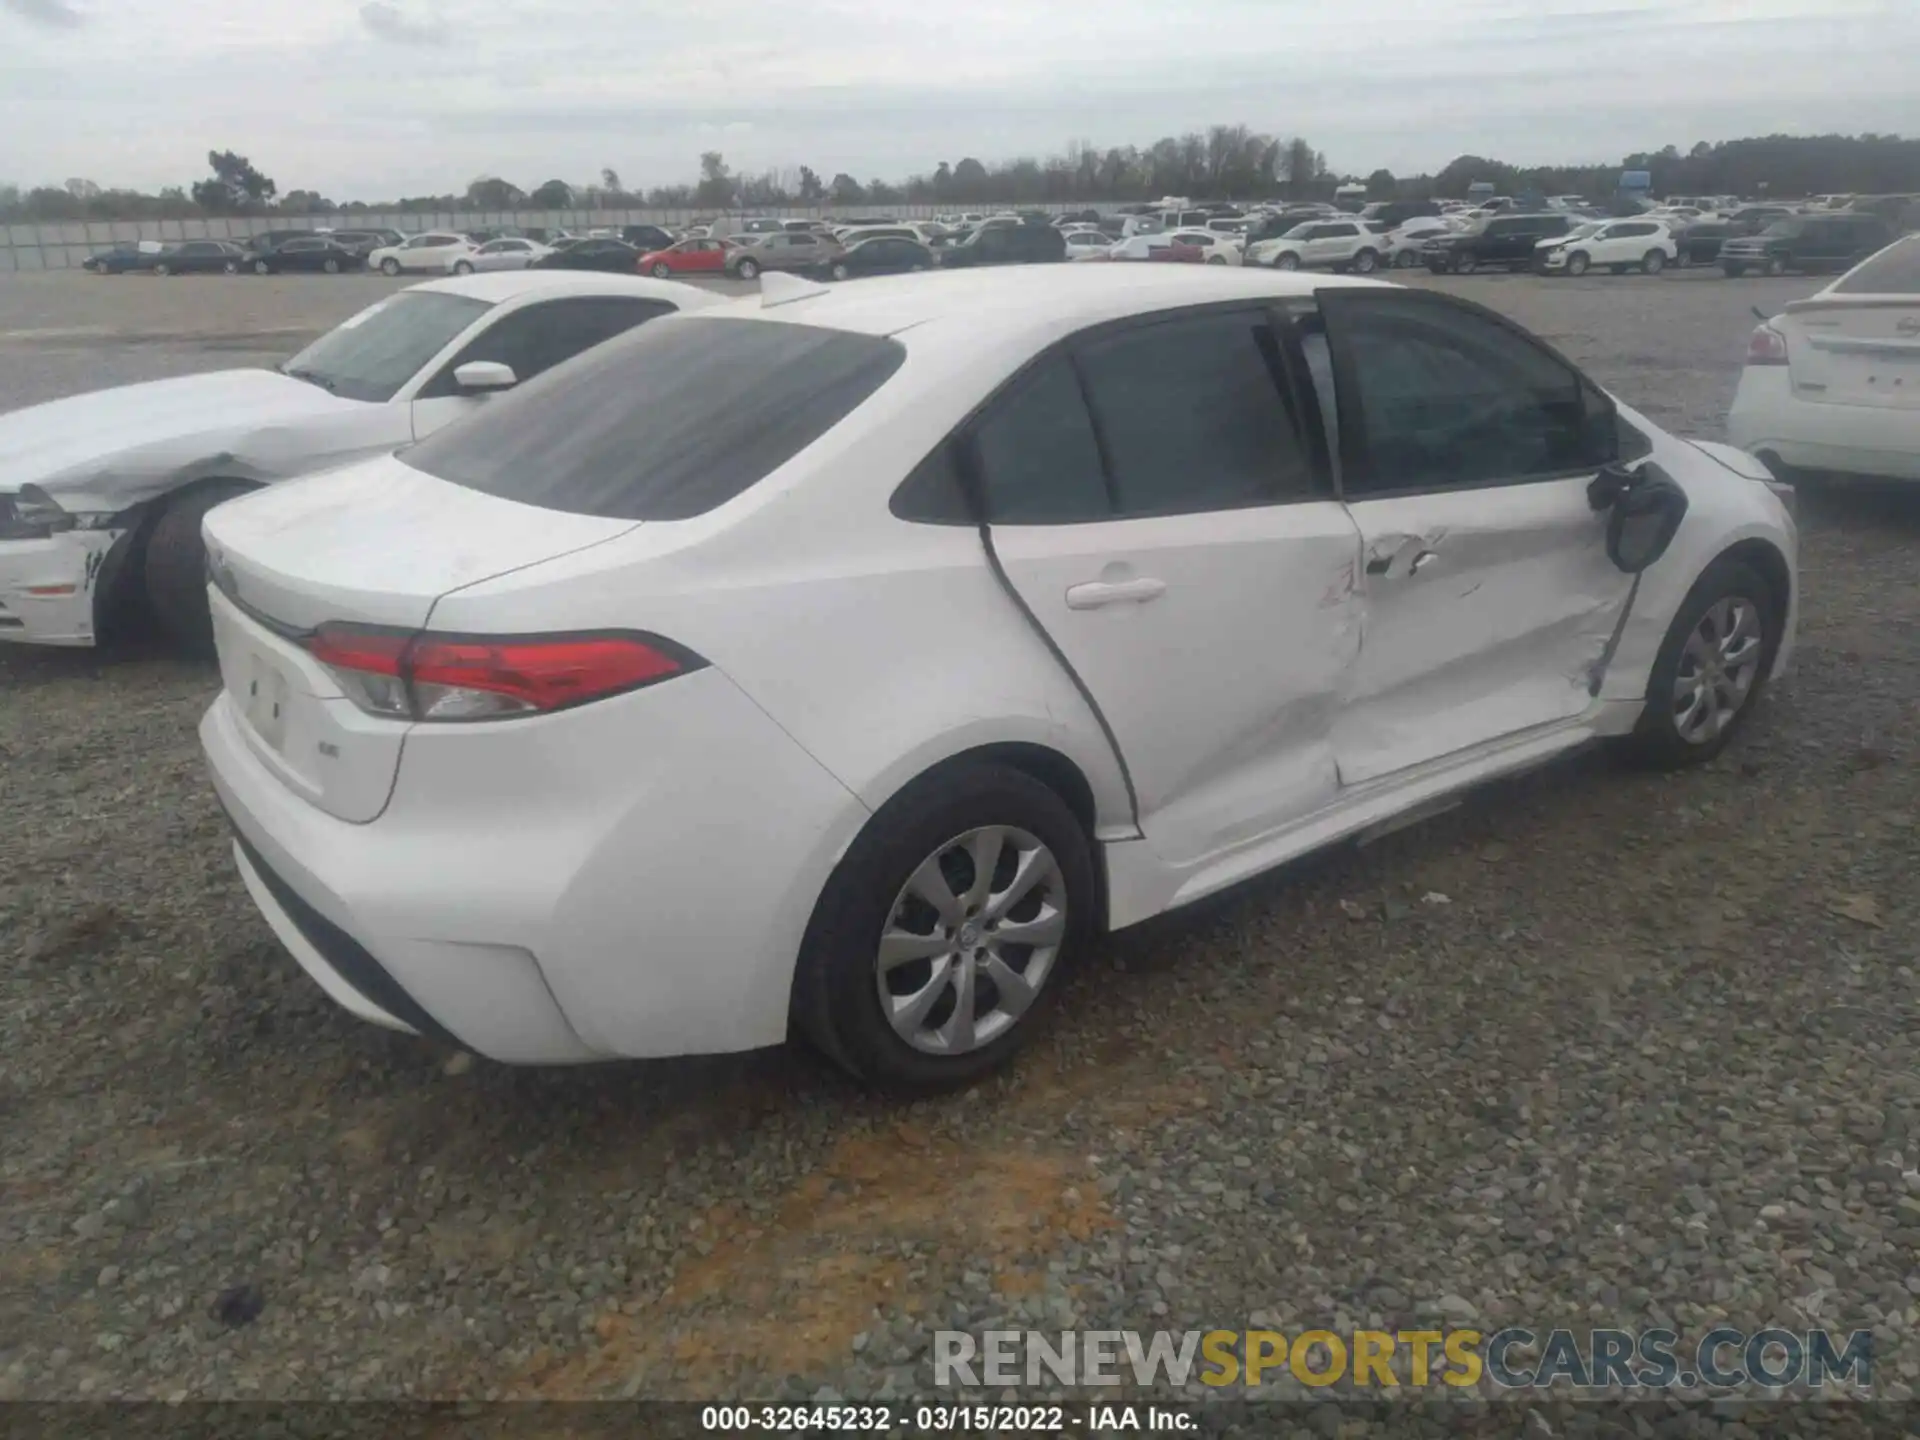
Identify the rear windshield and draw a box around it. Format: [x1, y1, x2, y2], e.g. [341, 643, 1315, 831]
[402, 316, 907, 521]
[1832, 235, 1920, 294]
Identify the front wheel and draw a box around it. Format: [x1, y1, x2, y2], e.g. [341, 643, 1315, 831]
[1641, 250, 1665, 274]
[1274, 251, 1300, 271]
[154, 262, 172, 277]
[651, 261, 672, 278]
[735, 258, 760, 279]
[1393, 250, 1419, 269]
[380, 258, 401, 276]
[791, 762, 1094, 1093]
[222, 260, 239, 275]
[144, 482, 257, 658]
[830, 261, 851, 281]
[1765, 255, 1788, 277]
[1350, 248, 1378, 274]
[1625, 558, 1777, 769]
[451, 260, 473, 275]
[1566, 251, 1591, 277]
[1206, 254, 1227, 266]
[325, 257, 343, 274]
[253, 259, 271, 275]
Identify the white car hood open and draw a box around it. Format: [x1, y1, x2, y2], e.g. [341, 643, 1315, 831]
[0, 369, 385, 512]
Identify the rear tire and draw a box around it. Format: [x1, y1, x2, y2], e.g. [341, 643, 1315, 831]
[1641, 250, 1665, 274]
[380, 258, 401, 276]
[143, 482, 256, 659]
[792, 762, 1094, 1093]
[735, 258, 760, 279]
[451, 260, 472, 275]
[831, 261, 851, 281]
[222, 260, 239, 275]
[253, 259, 271, 275]
[1624, 558, 1778, 770]
[651, 261, 672, 278]
[1765, 255, 1788, 277]
[1351, 248, 1378, 274]
[325, 257, 343, 274]
[154, 262, 172, 277]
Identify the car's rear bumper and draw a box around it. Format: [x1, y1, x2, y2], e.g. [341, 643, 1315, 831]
[1728, 368, 1920, 481]
[201, 662, 869, 1064]
[0, 531, 117, 647]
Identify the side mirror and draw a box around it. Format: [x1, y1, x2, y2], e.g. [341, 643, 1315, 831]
[453, 361, 517, 393]
[1596, 463, 1690, 574]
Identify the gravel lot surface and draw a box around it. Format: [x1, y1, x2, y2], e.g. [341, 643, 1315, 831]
[3, 267, 1918, 1417]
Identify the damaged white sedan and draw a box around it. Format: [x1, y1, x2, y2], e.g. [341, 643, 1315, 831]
[0, 271, 715, 653]
[201, 268, 1799, 1092]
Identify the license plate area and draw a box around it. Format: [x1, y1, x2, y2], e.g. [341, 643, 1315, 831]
[237, 647, 295, 752]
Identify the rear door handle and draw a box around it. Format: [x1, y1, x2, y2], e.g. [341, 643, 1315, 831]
[1065, 577, 1168, 610]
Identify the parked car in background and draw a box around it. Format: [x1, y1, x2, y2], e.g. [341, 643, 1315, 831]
[244, 228, 319, 253]
[727, 231, 840, 279]
[1383, 217, 1454, 268]
[1164, 230, 1243, 265]
[1730, 235, 1919, 483]
[637, 238, 733, 277]
[193, 266, 1796, 1090]
[1723, 206, 1799, 237]
[0, 272, 718, 655]
[330, 229, 406, 256]
[531, 237, 642, 273]
[737, 218, 786, 235]
[81, 242, 161, 274]
[368, 233, 479, 277]
[621, 224, 677, 252]
[246, 235, 366, 275]
[470, 237, 552, 272]
[1672, 220, 1732, 267]
[1103, 233, 1196, 263]
[1248, 220, 1383, 273]
[1719, 214, 1894, 277]
[1535, 218, 1678, 276]
[828, 237, 935, 280]
[935, 222, 1067, 268]
[1425, 213, 1573, 273]
[1359, 199, 1442, 229]
[152, 240, 248, 276]
[1061, 228, 1114, 259]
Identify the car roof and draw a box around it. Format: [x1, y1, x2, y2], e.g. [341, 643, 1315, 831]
[698, 266, 1387, 350]
[405, 272, 718, 306]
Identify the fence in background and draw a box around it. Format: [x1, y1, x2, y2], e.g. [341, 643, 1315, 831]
[0, 204, 1087, 272]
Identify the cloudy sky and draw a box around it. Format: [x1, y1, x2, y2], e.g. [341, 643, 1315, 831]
[2, 0, 1915, 199]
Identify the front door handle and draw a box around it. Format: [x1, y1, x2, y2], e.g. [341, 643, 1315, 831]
[1065, 577, 1168, 610]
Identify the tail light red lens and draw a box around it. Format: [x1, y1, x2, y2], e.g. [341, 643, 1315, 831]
[1745, 324, 1789, 366]
[306, 624, 703, 722]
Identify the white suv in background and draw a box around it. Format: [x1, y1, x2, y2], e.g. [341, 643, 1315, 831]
[1246, 219, 1385, 274]
[1536, 219, 1679, 277]
[368, 232, 481, 277]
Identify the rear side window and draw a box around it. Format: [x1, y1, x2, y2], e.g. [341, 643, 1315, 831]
[1075, 311, 1315, 514]
[971, 358, 1110, 523]
[403, 317, 906, 521]
[1833, 235, 1920, 293]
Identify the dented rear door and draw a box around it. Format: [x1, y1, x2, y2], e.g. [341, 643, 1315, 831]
[1315, 288, 1632, 786]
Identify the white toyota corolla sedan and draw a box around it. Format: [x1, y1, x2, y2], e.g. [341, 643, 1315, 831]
[199, 267, 1799, 1091]
[1728, 235, 1920, 483]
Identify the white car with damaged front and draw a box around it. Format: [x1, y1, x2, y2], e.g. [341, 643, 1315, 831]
[0, 272, 715, 652]
[1536, 218, 1680, 276]
[199, 267, 1797, 1094]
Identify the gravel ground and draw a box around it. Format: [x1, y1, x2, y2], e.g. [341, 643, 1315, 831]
[2, 267, 1918, 1416]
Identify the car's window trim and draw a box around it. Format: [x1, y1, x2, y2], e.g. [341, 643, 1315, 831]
[1315, 285, 1614, 501]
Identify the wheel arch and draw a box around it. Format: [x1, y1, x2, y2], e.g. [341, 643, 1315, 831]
[1714, 536, 1792, 671]
[93, 474, 260, 644]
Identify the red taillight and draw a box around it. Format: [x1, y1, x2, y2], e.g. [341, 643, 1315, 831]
[1745, 323, 1789, 366]
[306, 623, 700, 722]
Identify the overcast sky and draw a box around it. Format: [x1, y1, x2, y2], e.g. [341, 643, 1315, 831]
[2, 0, 1916, 199]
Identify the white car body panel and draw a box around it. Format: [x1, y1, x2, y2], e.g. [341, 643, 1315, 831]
[1537, 220, 1679, 273]
[196, 267, 1798, 1064]
[0, 273, 717, 647]
[1727, 243, 1920, 480]
[367, 233, 478, 274]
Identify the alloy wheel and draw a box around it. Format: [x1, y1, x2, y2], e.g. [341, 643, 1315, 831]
[875, 825, 1066, 1057]
[1672, 597, 1763, 746]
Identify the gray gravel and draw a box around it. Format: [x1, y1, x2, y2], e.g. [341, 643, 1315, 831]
[2, 267, 1918, 1411]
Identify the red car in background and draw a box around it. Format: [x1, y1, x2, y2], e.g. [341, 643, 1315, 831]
[636, 238, 733, 277]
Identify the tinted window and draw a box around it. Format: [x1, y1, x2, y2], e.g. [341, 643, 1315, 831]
[1076, 311, 1314, 514]
[1334, 297, 1597, 494]
[1613, 223, 1655, 238]
[1325, 224, 1358, 238]
[406, 317, 906, 521]
[419, 297, 675, 397]
[969, 358, 1111, 523]
[1485, 220, 1517, 236]
[1833, 235, 1920, 293]
[280, 291, 492, 403]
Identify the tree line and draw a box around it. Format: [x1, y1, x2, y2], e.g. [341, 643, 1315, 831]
[6, 131, 1918, 223]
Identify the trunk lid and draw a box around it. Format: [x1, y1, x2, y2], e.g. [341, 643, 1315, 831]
[203, 455, 639, 823]
[1780, 297, 1920, 411]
